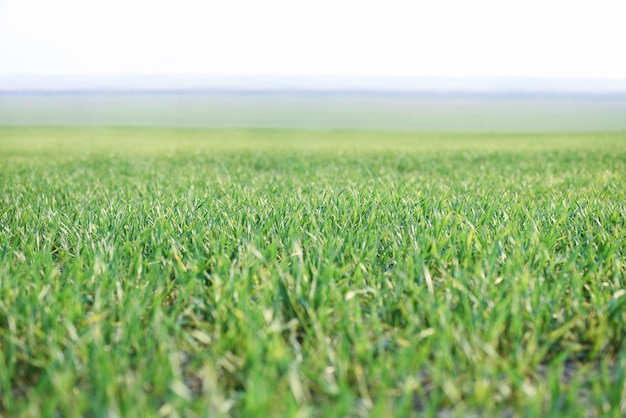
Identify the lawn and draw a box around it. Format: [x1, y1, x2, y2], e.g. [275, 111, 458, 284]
[1, 127, 626, 417]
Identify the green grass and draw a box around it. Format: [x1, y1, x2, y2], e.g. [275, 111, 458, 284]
[1, 127, 626, 417]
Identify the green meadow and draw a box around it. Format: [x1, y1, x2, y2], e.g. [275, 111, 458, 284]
[1, 127, 626, 417]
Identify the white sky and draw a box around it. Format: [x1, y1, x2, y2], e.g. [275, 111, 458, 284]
[1, 0, 625, 78]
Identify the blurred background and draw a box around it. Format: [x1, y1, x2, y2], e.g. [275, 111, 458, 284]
[1, 0, 625, 131]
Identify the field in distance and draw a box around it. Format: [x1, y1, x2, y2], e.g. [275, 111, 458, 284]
[1, 128, 626, 417]
[2, 90, 626, 132]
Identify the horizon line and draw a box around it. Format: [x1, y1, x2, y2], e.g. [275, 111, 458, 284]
[2, 73, 626, 79]
[2, 74, 626, 94]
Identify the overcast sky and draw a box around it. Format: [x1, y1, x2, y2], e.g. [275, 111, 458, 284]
[1, 0, 625, 78]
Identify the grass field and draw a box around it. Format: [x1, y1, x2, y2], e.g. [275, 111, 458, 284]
[3, 92, 626, 132]
[1, 127, 626, 417]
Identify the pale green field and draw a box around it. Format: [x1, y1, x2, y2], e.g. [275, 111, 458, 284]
[1, 128, 626, 417]
[2, 92, 626, 131]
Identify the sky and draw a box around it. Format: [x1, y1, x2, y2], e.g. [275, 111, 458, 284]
[1, 0, 625, 78]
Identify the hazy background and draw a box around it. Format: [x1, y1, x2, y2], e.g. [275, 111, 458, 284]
[1, 75, 626, 131]
[1, 0, 625, 131]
